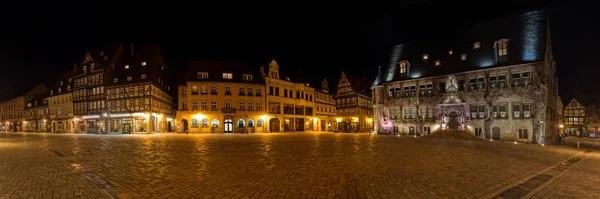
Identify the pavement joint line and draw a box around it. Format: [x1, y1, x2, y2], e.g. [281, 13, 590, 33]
[523, 145, 600, 199]
[476, 148, 590, 199]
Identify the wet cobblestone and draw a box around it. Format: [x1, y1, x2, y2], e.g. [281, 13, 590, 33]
[0, 132, 585, 198]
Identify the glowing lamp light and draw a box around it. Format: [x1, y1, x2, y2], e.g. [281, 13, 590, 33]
[193, 114, 205, 120]
[513, 141, 518, 144]
[367, 118, 372, 123]
[260, 115, 269, 120]
[352, 117, 359, 122]
[336, 118, 341, 122]
[559, 124, 564, 129]
[166, 117, 173, 121]
[43, 119, 46, 123]
[143, 113, 150, 118]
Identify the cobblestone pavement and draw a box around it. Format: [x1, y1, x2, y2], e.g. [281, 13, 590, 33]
[0, 132, 591, 199]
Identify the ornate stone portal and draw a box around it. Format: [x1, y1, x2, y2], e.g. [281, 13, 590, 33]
[437, 104, 467, 130]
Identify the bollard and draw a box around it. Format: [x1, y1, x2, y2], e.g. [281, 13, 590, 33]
[577, 142, 580, 148]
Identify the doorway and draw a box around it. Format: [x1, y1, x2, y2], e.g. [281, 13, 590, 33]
[448, 112, 459, 129]
[492, 127, 501, 140]
[270, 118, 280, 132]
[224, 118, 233, 133]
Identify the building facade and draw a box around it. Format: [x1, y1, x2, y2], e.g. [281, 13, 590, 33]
[105, 45, 174, 133]
[563, 98, 585, 136]
[48, 72, 74, 133]
[315, 79, 336, 131]
[0, 84, 48, 132]
[72, 43, 173, 134]
[24, 94, 50, 132]
[372, 9, 559, 144]
[176, 61, 266, 133]
[335, 72, 373, 132]
[261, 59, 316, 132]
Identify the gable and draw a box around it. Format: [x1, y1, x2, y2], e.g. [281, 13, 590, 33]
[336, 72, 355, 96]
[81, 52, 94, 66]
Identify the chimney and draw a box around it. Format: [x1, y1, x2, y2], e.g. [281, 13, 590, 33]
[131, 43, 134, 56]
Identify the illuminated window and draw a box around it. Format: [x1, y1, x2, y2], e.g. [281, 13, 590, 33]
[113, 78, 118, 83]
[141, 74, 146, 79]
[141, 61, 147, 66]
[422, 54, 429, 60]
[448, 49, 453, 55]
[125, 65, 129, 69]
[127, 76, 132, 81]
[242, 74, 253, 81]
[222, 73, 233, 79]
[434, 60, 441, 66]
[460, 54, 467, 61]
[197, 72, 209, 79]
[496, 39, 509, 56]
[473, 42, 481, 49]
[399, 61, 407, 74]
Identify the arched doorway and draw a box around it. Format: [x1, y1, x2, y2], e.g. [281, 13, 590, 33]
[269, 118, 280, 132]
[224, 118, 233, 133]
[256, 119, 264, 133]
[237, 119, 245, 133]
[448, 112, 459, 129]
[247, 119, 254, 133]
[180, 119, 188, 133]
[211, 119, 219, 133]
[492, 127, 501, 140]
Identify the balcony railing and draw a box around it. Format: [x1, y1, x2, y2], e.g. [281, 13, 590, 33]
[221, 108, 236, 113]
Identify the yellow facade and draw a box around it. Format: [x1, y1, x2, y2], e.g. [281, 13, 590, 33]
[262, 59, 316, 132]
[48, 93, 74, 133]
[315, 79, 336, 131]
[0, 97, 25, 132]
[176, 82, 267, 133]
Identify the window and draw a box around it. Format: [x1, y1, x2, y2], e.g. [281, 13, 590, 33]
[422, 54, 429, 60]
[225, 101, 231, 108]
[192, 85, 198, 94]
[127, 76, 132, 81]
[475, 128, 483, 137]
[239, 101, 244, 110]
[201, 119, 209, 128]
[182, 102, 188, 110]
[211, 85, 217, 94]
[141, 74, 146, 79]
[434, 60, 441, 66]
[225, 85, 231, 94]
[275, 87, 279, 96]
[478, 105, 486, 118]
[201, 101, 207, 110]
[257, 120, 263, 127]
[269, 86, 273, 95]
[141, 61, 147, 66]
[201, 85, 207, 94]
[399, 61, 407, 73]
[242, 74, 253, 81]
[284, 89, 288, 97]
[256, 102, 261, 111]
[222, 73, 233, 79]
[58, 88, 62, 93]
[182, 88, 188, 96]
[248, 102, 253, 111]
[239, 87, 245, 95]
[496, 39, 508, 56]
[197, 72, 209, 79]
[477, 77, 485, 90]
[211, 101, 217, 110]
[460, 54, 467, 61]
[247, 87, 253, 96]
[448, 49, 453, 55]
[518, 129, 528, 139]
[191, 119, 198, 128]
[125, 65, 129, 69]
[473, 42, 481, 49]
[192, 101, 198, 110]
[212, 119, 219, 127]
[256, 88, 262, 96]
[512, 71, 531, 87]
[523, 103, 531, 118]
[90, 63, 95, 71]
[513, 102, 521, 118]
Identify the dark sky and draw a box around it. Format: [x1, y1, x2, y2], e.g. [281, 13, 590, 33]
[0, 1, 597, 103]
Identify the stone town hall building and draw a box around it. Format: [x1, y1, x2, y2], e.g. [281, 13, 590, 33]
[372, 9, 559, 144]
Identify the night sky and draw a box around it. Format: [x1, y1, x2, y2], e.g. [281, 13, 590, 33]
[1, 1, 597, 104]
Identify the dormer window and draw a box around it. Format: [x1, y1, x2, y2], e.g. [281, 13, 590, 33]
[448, 49, 453, 55]
[127, 76, 132, 81]
[113, 78, 118, 83]
[399, 61, 407, 74]
[495, 39, 509, 56]
[50, 90, 53, 96]
[222, 73, 233, 79]
[27, 103, 31, 107]
[286, 77, 291, 81]
[242, 74, 253, 81]
[83, 65, 87, 73]
[60, 81, 63, 86]
[141, 61, 147, 66]
[58, 88, 61, 93]
[141, 74, 147, 79]
[125, 65, 129, 69]
[473, 42, 481, 49]
[460, 54, 467, 61]
[90, 63, 95, 71]
[434, 60, 441, 66]
[422, 54, 429, 60]
[197, 72, 209, 79]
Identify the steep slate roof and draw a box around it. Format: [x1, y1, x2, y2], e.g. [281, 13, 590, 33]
[73, 43, 123, 77]
[25, 93, 49, 110]
[342, 71, 373, 97]
[180, 61, 265, 85]
[377, 9, 549, 85]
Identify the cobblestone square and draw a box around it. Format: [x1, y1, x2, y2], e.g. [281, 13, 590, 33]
[0, 132, 594, 198]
